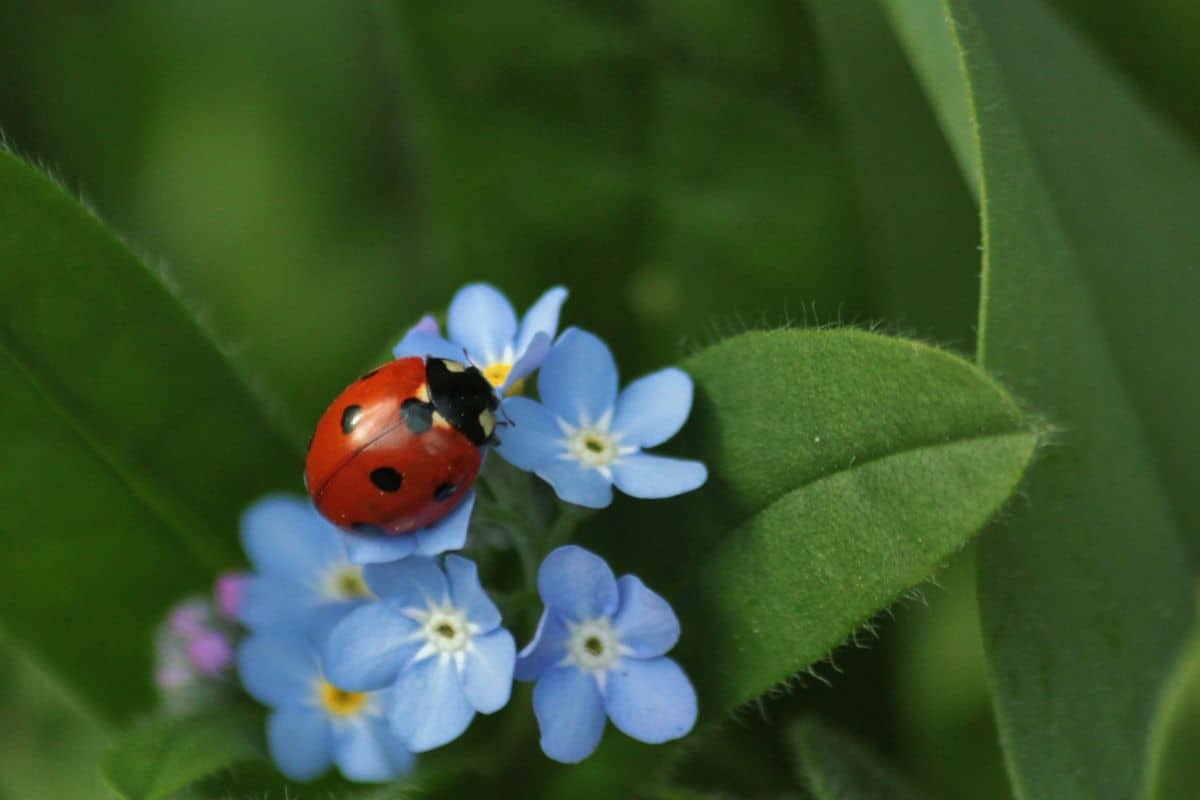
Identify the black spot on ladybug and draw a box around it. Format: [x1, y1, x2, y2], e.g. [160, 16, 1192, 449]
[370, 467, 404, 493]
[341, 405, 364, 434]
[434, 482, 456, 502]
[401, 398, 434, 434]
[359, 368, 380, 381]
[351, 522, 387, 537]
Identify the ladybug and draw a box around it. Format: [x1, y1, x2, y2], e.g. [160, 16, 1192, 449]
[305, 356, 499, 536]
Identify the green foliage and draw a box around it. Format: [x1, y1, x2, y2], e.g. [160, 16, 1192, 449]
[806, 0, 979, 349]
[0, 146, 300, 720]
[792, 717, 925, 800]
[1150, 616, 1200, 800]
[382, 0, 868, 377]
[102, 707, 264, 800]
[879, 0, 1199, 797]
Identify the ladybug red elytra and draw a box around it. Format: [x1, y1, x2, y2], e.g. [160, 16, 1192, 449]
[305, 356, 499, 537]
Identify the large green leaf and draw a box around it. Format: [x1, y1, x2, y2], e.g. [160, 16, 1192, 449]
[878, 0, 1198, 797]
[551, 329, 1036, 797]
[102, 708, 264, 800]
[792, 717, 925, 800]
[0, 147, 302, 718]
[667, 329, 1035, 712]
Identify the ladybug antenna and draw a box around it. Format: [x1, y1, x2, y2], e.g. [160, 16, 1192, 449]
[497, 403, 515, 428]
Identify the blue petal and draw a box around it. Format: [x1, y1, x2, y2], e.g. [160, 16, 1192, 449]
[341, 530, 418, 566]
[538, 545, 619, 622]
[268, 708, 333, 781]
[537, 328, 618, 424]
[238, 574, 323, 632]
[242, 495, 343, 581]
[515, 610, 570, 681]
[612, 453, 707, 499]
[536, 459, 614, 509]
[611, 368, 694, 448]
[412, 490, 475, 556]
[533, 666, 606, 764]
[612, 575, 680, 658]
[447, 283, 518, 365]
[389, 657, 476, 752]
[495, 397, 561, 471]
[363, 557, 449, 610]
[323, 602, 421, 692]
[460, 628, 516, 713]
[505, 331, 551, 389]
[514, 286, 568, 355]
[237, 632, 320, 708]
[409, 314, 441, 337]
[392, 330, 461, 362]
[332, 717, 415, 782]
[604, 657, 697, 744]
[307, 600, 368, 651]
[444, 555, 501, 631]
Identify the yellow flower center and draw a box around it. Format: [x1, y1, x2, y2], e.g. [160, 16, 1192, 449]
[318, 680, 367, 717]
[481, 362, 512, 388]
[481, 362, 527, 397]
[330, 566, 372, 600]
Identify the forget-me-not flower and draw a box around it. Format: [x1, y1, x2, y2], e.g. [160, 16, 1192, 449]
[517, 546, 698, 763]
[238, 631, 415, 782]
[393, 283, 568, 393]
[239, 495, 374, 638]
[496, 328, 707, 508]
[323, 555, 516, 752]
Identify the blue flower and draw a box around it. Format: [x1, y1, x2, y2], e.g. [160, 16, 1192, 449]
[516, 546, 698, 763]
[394, 283, 568, 393]
[337, 490, 477, 566]
[239, 495, 374, 638]
[496, 328, 707, 508]
[322, 555, 516, 752]
[238, 631, 415, 782]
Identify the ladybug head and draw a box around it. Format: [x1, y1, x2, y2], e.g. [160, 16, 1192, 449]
[425, 357, 499, 446]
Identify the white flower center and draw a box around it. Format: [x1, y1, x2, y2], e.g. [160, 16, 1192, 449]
[565, 617, 622, 673]
[404, 601, 479, 668]
[557, 409, 636, 478]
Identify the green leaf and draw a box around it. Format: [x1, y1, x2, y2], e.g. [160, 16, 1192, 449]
[792, 717, 926, 800]
[1149, 609, 1200, 800]
[555, 329, 1036, 797]
[0, 146, 302, 719]
[876, 0, 1198, 797]
[101, 707, 265, 800]
[662, 329, 1035, 712]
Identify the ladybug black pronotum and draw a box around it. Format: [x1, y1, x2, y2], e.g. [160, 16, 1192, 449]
[304, 356, 498, 536]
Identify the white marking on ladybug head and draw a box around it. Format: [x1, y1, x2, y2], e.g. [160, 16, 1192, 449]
[479, 410, 496, 440]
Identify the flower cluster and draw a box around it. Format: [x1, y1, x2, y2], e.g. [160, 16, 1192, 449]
[231, 283, 705, 782]
[154, 572, 247, 714]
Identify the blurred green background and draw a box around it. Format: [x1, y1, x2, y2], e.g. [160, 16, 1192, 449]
[1, 2, 1197, 797]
